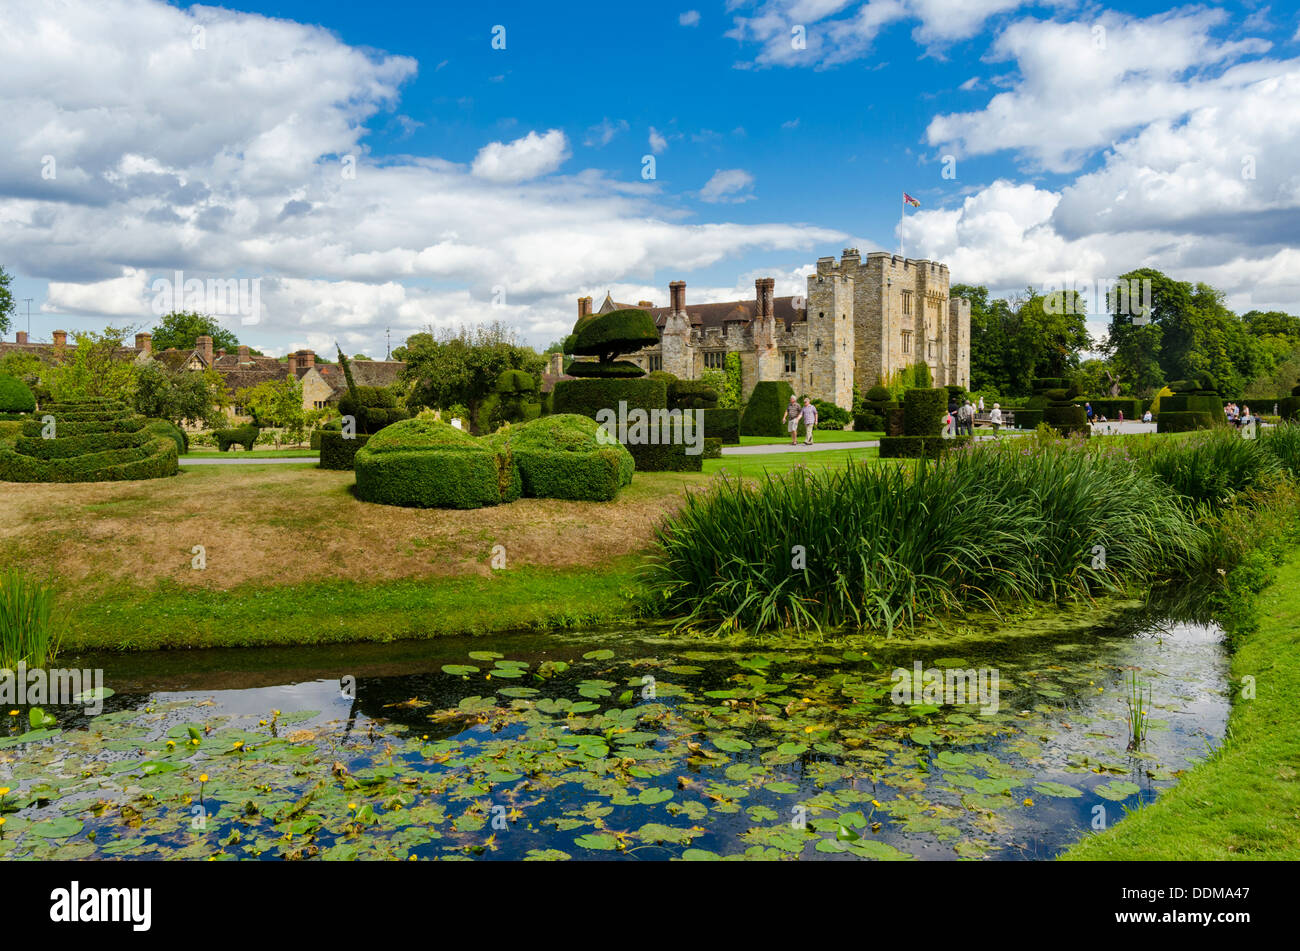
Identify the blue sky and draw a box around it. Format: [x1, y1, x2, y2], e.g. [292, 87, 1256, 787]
[2, 0, 1297, 356]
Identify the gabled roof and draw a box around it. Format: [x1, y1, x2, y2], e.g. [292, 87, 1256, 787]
[650, 295, 806, 332]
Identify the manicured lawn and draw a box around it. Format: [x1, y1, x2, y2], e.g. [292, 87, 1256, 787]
[1062, 549, 1300, 860]
[708, 447, 884, 477]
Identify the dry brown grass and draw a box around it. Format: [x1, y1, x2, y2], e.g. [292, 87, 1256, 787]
[0, 464, 704, 593]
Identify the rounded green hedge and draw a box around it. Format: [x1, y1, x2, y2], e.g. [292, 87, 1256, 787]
[0, 400, 178, 483]
[572, 308, 659, 357]
[487, 414, 633, 501]
[319, 431, 369, 470]
[354, 417, 520, 508]
[0, 374, 36, 414]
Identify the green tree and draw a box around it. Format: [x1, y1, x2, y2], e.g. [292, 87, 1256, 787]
[234, 377, 306, 445]
[133, 361, 226, 428]
[43, 326, 138, 401]
[0, 266, 14, 337]
[400, 323, 545, 431]
[149, 311, 239, 352]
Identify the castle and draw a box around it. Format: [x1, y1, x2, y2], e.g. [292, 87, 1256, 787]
[577, 249, 970, 407]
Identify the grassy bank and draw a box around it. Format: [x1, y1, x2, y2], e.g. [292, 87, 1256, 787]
[63, 560, 645, 650]
[1063, 549, 1300, 860]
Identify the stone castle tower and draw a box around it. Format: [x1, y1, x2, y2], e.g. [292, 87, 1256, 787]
[578, 248, 970, 407]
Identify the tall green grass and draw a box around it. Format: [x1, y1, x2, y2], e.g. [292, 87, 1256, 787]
[0, 570, 59, 667]
[648, 439, 1208, 635]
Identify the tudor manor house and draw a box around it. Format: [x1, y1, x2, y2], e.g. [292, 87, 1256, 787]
[577, 248, 971, 408]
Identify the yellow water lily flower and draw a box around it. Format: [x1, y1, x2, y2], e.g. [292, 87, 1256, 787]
[199, 774, 208, 783]
[1023, 798, 1034, 806]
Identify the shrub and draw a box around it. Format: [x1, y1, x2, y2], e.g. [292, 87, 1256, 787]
[354, 417, 519, 508]
[739, 381, 795, 437]
[1078, 398, 1142, 420]
[571, 308, 660, 369]
[215, 425, 259, 452]
[319, 432, 370, 470]
[552, 376, 695, 471]
[1157, 387, 1222, 434]
[0, 374, 36, 414]
[486, 414, 633, 501]
[0, 399, 178, 483]
[1043, 386, 1090, 438]
[902, 388, 946, 436]
[144, 418, 188, 455]
[812, 399, 850, 430]
[702, 437, 722, 460]
[854, 385, 897, 432]
[702, 408, 740, 444]
[668, 379, 719, 410]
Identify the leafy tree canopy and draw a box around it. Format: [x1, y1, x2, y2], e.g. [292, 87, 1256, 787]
[150, 311, 238, 353]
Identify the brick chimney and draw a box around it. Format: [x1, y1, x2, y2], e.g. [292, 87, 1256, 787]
[299, 349, 315, 370]
[577, 296, 592, 321]
[134, 332, 151, 354]
[16, 331, 28, 345]
[286, 353, 298, 374]
[669, 281, 686, 315]
[53, 330, 67, 348]
[548, 352, 564, 377]
[238, 345, 250, 364]
[755, 278, 775, 319]
[196, 334, 213, 365]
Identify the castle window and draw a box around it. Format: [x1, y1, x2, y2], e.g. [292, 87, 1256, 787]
[648, 354, 662, 372]
[901, 331, 912, 355]
[902, 290, 913, 315]
[783, 351, 797, 374]
[703, 351, 725, 370]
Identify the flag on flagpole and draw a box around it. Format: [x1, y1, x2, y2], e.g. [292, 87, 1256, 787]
[903, 192, 920, 208]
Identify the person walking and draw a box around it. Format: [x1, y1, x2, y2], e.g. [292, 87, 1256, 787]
[801, 397, 818, 446]
[785, 396, 802, 446]
[989, 403, 1003, 434]
[1085, 402, 1094, 423]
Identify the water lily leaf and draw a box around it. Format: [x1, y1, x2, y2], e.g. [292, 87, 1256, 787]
[1095, 780, 1141, 801]
[713, 736, 752, 753]
[441, 665, 479, 676]
[468, 651, 503, 661]
[574, 832, 619, 851]
[30, 816, 83, 838]
[1033, 781, 1083, 798]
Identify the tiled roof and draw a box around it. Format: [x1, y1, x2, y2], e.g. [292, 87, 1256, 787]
[650, 295, 806, 332]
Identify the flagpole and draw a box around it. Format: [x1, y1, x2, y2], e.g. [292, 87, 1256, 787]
[898, 199, 905, 259]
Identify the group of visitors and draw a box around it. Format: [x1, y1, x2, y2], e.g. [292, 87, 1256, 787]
[786, 396, 819, 446]
[1225, 403, 1253, 427]
[946, 396, 978, 436]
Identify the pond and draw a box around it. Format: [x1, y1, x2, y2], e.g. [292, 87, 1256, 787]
[0, 604, 1229, 860]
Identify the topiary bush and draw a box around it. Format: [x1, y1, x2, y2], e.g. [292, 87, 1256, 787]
[144, 418, 188, 455]
[485, 414, 633, 501]
[1043, 384, 1090, 437]
[1157, 376, 1222, 433]
[353, 416, 520, 508]
[878, 435, 972, 459]
[901, 388, 946, 436]
[552, 375, 698, 471]
[0, 374, 36, 414]
[215, 425, 259, 452]
[739, 381, 795, 437]
[854, 384, 896, 432]
[668, 380, 719, 410]
[569, 308, 660, 376]
[0, 399, 178, 483]
[319, 431, 369, 470]
[702, 408, 740, 444]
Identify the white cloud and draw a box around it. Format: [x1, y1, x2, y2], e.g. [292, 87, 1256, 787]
[0, 0, 846, 351]
[699, 169, 757, 203]
[648, 127, 669, 153]
[725, 0, 1040, 67]
[471, 130, 571, 182]
[680, 10, 701, 27]
[925, 9, 1277, 172]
